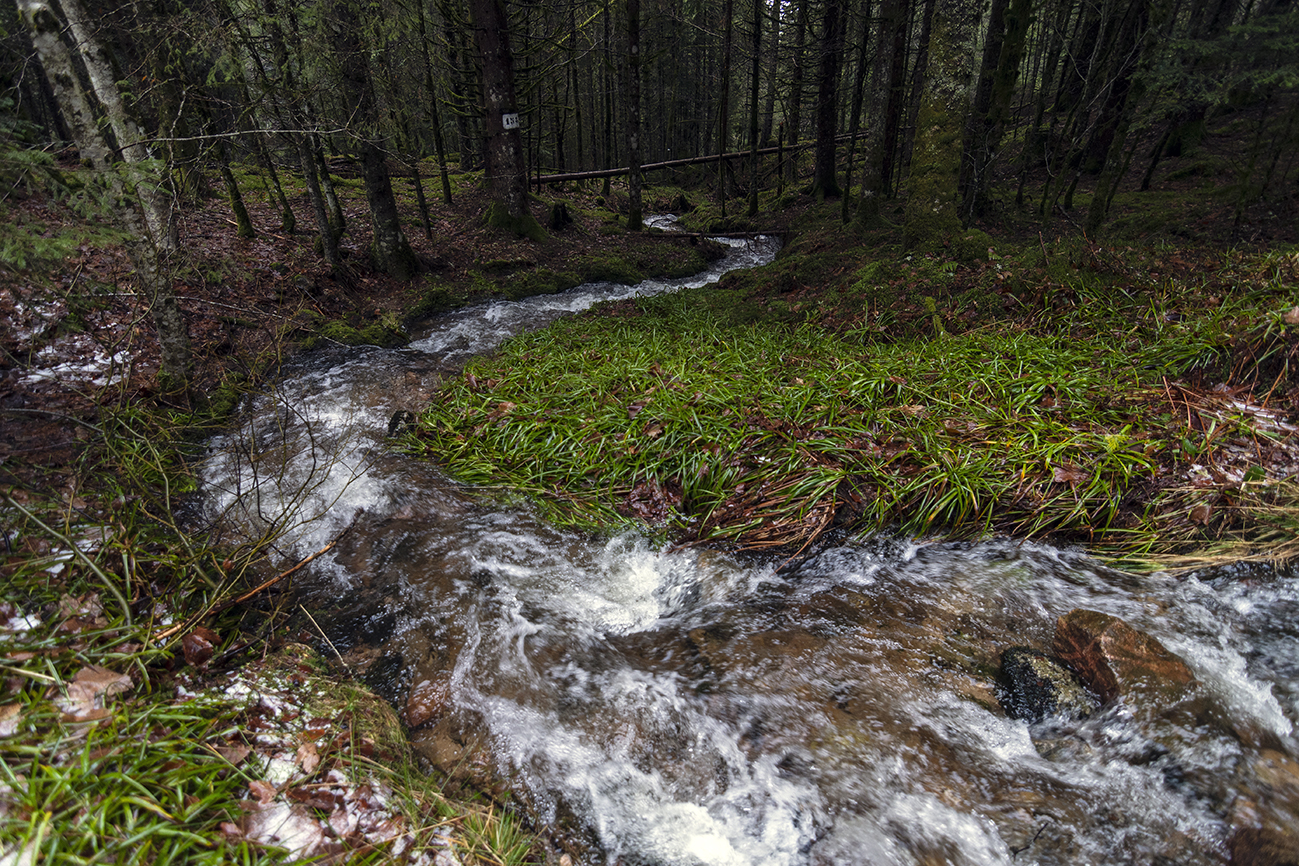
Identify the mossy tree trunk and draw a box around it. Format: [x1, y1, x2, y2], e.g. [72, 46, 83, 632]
[809, 0, 846, 199]
[903, 0, 979, 249]
[470, 0, 542, 238]
[217, 142, 256, 240]
[22, 0, 192, 394]
[627, 0, 643, 231]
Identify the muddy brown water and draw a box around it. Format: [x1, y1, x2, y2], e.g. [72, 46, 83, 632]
[202, 224, 1299, 865]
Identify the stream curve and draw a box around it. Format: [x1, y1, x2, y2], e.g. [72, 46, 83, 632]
[200, 222, 1299, 865]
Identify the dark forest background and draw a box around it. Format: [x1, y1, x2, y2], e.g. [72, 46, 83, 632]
[4, 0, 1297, 260]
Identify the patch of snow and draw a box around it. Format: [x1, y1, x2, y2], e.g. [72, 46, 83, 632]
[19, 334, 130, 388]
[2, 613, 41, 634]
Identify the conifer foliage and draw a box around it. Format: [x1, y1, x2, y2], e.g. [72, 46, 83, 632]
[3, 0, 1295, 261]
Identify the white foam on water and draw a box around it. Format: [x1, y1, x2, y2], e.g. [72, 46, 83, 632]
[472, 667, 822, 866]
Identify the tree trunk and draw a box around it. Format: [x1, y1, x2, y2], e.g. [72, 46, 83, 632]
[748, 0, 762, 217]
[879, 0, 912, 195]
[841, 0, 873, 223]
[627, 0, 643, 230]
[22, 0, 192, 393]
[903, 0, 979, 249]
[858, 0, 905, 225]
[899, 0, 937, 192]
[810, 0, 846, 198]
[714, 0, 735, 215]
[218, 142, 257, 239]
[760, 0, 781, 146]
[416, 0, 454, 205]
[785, 0, 810, 185]
[329, 0, 418, 279]
[470, 0, 540, 236]
[958, 0, 1033, 224]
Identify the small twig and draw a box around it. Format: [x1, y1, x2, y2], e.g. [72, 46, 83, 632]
[151, 527, 350, 643]
[232, 531, 347, 605]
[299, 605, 351, 675]
[0, 408, 103, 432]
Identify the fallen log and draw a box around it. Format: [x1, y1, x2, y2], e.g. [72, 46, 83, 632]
[535, 131, 864, 185]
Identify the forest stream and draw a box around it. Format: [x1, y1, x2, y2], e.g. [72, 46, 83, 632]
[199, 222, 1299, 866]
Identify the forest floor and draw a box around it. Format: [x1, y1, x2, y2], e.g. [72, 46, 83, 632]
[3, 154, 1299, 863]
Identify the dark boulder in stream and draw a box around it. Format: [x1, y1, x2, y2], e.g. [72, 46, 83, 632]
[996, 647, 1097, 723]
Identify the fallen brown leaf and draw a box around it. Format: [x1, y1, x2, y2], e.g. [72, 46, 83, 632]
[182, 627, 219, 668]
[297, 741, 320, 774]
[54, 664, 132, 721]
[249, 779, 277, 804]
[1052, 465, 1089, 486]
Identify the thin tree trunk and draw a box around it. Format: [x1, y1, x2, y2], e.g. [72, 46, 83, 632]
[785, 0, 811, 185]
[841, 0, 873, 224]
[416, 0, 454, 205]
[760, 0, 781, 146]
[717, 0, 734, 215]
[218, 142, 257, 239]
[748, 0, 762, 216]
[22, 0, 191, 392]
[859, 0, 905, 224]
[627, 0, 643, 230]
[958, 0, 1032, 224]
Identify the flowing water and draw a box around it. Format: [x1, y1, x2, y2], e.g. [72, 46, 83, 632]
[201, 223, 1299, 865]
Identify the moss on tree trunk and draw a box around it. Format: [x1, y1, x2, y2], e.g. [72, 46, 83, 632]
[903, 0, 978, 251]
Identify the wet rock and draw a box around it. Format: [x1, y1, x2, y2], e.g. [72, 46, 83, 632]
[1052, 609, 1197, 706]
[386, 409, 416, 437]
[1230, 795, 1299, 866]
[997, 646, 1098, 723]
[1230, 749, 1299, 865]
[404, 672, 453, 729]
[1254, 748, 1299, 797]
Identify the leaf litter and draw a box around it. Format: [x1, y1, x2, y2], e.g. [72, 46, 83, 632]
[181, 642, 464, 864]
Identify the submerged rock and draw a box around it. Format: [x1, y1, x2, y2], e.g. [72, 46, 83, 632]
[386, 409, 416, 437]
[1230, 750, 1299, 866]
[997, 646, 1098, 722]
[1052, 609, 1197, 706]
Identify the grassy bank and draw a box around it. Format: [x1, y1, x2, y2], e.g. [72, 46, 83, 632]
[0, 408, 542, 864]
[412, 226, 1299, 567]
